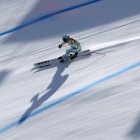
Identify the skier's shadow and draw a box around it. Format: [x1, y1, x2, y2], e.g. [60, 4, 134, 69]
[18, 62, 70, 124]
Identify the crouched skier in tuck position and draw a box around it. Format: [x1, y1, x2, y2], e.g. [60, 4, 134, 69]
[58, 34, 82, 62]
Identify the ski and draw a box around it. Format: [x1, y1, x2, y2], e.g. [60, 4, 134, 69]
[33, 49, 105, 69]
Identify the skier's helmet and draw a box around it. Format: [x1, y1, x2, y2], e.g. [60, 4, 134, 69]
[62, 34, 70, 43]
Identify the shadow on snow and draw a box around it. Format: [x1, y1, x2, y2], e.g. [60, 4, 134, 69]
[18, 62, 70, 124]
[4, 0, 140, 43]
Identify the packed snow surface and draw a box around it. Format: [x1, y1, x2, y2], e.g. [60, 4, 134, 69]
[0, 0, 140, 140]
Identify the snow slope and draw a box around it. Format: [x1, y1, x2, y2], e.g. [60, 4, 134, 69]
[0, 0, 140, 140]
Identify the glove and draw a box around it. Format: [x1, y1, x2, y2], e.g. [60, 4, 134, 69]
[58, 44, 62, 48]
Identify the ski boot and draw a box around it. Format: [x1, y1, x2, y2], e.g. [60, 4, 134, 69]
[70, 52, 78, 60]
[58, 56, 66, 63]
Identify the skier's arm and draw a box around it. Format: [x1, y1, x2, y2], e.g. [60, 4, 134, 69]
[58, 42, 66, 48]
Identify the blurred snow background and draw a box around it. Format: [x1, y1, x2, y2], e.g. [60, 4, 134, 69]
[0, 0, 140, 139]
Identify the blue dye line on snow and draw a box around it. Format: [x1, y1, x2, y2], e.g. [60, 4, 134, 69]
[0, 60, 140, 134]
[0, 0, 101, 36]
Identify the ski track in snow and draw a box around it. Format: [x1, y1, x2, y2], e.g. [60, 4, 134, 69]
[0, 0, 140, 140]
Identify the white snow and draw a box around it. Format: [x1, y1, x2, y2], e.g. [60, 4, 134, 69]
[0, 0, 140, 140]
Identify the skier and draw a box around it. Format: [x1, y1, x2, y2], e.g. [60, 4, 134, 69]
[58, 34, 82, 62]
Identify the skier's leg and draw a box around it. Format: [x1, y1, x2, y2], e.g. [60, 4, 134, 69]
[64, 49, 74, 61]
[60, 46, 81, 62]
[70, 45, 81, 59]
